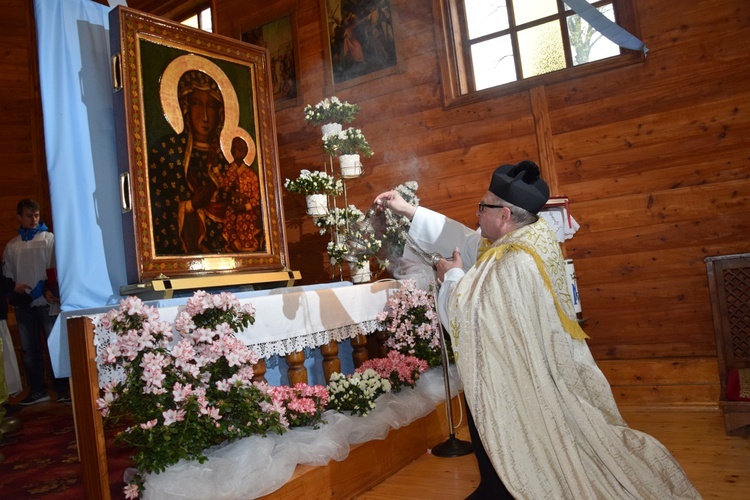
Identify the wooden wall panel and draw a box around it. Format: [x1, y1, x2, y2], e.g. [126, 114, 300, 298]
[599, 357, 720, 407]
[552, 104, 750, 195]
[0, 0, 49, 254]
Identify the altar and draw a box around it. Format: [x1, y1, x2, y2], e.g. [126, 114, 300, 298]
[54, 280, 400, 388]
[63, 279, 464, 499]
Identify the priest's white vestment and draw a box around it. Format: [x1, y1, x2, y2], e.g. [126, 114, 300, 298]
[407, 207, 700, 499]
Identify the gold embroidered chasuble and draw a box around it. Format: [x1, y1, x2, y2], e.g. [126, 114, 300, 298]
[445, 219, 700, 499]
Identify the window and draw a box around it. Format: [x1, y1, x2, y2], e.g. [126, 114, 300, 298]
[434, 0, 642, 105]
[181, 6, 212, 32]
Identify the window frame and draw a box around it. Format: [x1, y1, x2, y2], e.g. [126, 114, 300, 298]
[180, 5, 213, 32]
[432, 0, 645, 108]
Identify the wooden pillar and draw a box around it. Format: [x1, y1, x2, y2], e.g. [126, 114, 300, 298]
[351, 334, 370, 368]
[252, 358, 267, 383]
[67, 317, 111, 500]
[529, 86, 558, 196]
[320, 340, 341, 383]
[285, 350, 308, 386]
[375, 330, 390, 358]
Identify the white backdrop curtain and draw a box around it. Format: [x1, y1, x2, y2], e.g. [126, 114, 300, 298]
[34, 0, 126, 312]
[34, 0, 130, 376]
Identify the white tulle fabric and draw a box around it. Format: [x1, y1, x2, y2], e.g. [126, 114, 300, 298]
[128, 367, 460, 499]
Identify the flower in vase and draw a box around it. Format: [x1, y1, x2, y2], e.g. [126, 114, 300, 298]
[303, 96, 360, 126]
[347, 229, 383, 267]
[284, 169, 344, 196]
[326, 241, 349, 265]
[322, 128, 374, 157]
[381, 181, 420, 258]
[313, 205, 365, 235]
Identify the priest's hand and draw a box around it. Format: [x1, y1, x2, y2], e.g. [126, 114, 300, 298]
[436, 248, 462, 283]
[374, 190, 416, 220]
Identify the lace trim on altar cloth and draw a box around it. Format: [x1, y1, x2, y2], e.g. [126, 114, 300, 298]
[249, 319, 381, 359]
[93, 315, 126, 389]
[92, 314, 381, 389]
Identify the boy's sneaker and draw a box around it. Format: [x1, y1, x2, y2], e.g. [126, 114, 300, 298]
[19, 392, 51, 406]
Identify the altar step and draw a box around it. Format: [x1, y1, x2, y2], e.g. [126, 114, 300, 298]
[260, 396, 470, 499]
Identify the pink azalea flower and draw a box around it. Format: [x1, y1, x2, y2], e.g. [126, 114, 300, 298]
[139, 419, 157, 430]
[162, 408, 186, 426]
[123, 482, 140, 499]
[172, 382, 193, 402]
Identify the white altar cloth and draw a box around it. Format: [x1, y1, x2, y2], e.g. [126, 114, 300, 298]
[49, 280, 401, 383]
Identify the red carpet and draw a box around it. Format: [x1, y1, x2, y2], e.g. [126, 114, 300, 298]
[0, 400, 131, 499]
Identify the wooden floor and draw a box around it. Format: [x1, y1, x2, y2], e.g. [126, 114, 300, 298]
[355, 406, 750, 499]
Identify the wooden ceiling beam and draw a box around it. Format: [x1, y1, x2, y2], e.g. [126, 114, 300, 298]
[89, 0, 209, 21]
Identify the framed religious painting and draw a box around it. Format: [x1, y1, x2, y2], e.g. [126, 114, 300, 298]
[241, 13, 301, 110]
[109, 7, 294, 286]
[322, 0, 402, 90]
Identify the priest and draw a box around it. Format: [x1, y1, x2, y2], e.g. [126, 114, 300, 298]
[374, 161, 700, 499]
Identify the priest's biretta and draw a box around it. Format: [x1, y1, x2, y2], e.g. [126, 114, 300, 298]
[488, 161, 550, 214]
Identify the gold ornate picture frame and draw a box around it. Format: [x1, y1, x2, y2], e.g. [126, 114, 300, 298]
[110, 7, 291, 285]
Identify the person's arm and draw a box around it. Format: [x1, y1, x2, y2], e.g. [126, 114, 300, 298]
[374, 190, 481, 269]
[4, 262, 31, 307]
[374, 190, 417, 220]
[409, 208, 481, 269]
[43, 267, 59, 304]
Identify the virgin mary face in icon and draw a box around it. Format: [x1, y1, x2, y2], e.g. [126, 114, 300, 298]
[186, 90, 222, 143]
[179, 70, 225, 144]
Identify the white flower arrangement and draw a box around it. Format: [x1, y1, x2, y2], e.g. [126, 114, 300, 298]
[322, 127, 374, 157]
[313, 205, 365, 235]
[326, 228, 386, 270]
[346, 229, 383, 268]
[326, 369, 391, 417]
[315, 205, 386, 270]
[304, 96, 359, 126]
[284, 169, 344, 196]
[395, 181, 419, 207]
[326, 241, 349, 265]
